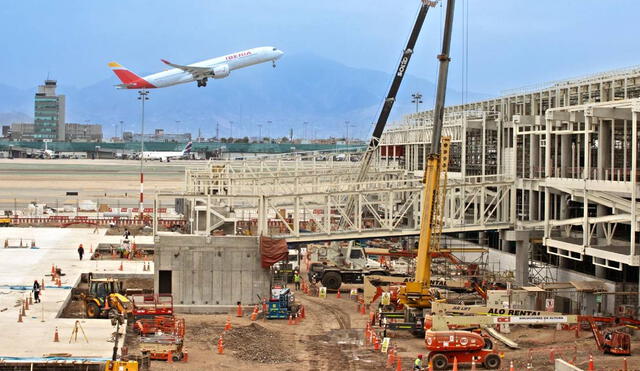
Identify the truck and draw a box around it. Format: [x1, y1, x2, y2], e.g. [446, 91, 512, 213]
[307, 241, 402, 290]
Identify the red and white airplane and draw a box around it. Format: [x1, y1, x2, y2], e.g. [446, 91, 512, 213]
[108, 46, 284, 89]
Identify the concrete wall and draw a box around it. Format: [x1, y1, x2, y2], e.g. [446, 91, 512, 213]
[154, 234, 270, 313]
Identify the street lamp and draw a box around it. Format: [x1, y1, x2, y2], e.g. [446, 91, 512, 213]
[344, 120, 351, 147]
[258, 124, 263, 142]
[137, 90, 149, 218]
[411, 92, 423, 113]
[266, 120, 272, 142]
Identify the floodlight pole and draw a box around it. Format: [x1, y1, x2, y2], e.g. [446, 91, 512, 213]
[138, 90, 149, 218]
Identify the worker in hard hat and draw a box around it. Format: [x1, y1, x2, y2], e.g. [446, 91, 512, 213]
[414, 354, 423, 370]
[293, 271, 301, 291]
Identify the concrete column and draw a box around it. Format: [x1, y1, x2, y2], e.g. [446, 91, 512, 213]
[529, 134, 540, 221]
[597, 119, 611, 180]
[515, 238, 530, 286]
[561, 134, 571, 178]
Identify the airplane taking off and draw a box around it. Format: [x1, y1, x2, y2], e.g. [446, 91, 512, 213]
[108, 46, 284, 89]
[140, 142, 192, 162]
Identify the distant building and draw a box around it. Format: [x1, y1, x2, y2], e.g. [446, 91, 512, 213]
[33, 80, 65, 141]
[9, 123, 35, 140]
[130, 128, 191, 142]
[65, 123, 103, 142]
[1, 125, 9, 138]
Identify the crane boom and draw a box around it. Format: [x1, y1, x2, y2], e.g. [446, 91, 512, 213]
[399, 0, 456, 309]
[340, 1, 436, 227]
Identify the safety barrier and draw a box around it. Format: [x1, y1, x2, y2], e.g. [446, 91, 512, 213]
[10, 217, 186, 227]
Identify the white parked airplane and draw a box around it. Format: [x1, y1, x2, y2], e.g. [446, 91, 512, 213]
[108, 46, 284, 89]
[140, 142, 192, 162]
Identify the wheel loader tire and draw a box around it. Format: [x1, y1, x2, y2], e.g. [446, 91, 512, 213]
[321, 271, 342, 290]
[86, 301, 100, 318]
[431, 353, 448, 370]
[483, 354, 501, 369]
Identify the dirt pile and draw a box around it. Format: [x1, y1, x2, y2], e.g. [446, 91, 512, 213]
[224, 323, 296, 363]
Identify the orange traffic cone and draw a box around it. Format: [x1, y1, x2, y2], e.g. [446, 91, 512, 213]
[224, 316, 232, 331]
[29, 295, 33, 305]
[167, 350, 173, 364]
[89, 245, 93, 253]
[373, 336, 380, 351]
[118, 261, 123, 271]
[51, 265, 55, 274]
[56, 278, 62, 287]
[623, 358, 628, 371]
[395, 357, 402, 371]
[387, 347, 396, 368]
[104, 297, 110, 311]
[236, 302, 243, 317]
[300, 305, 305, 319]
[452, 357, 458, 371]
[336, 290, 341, 299]
[471, 357, 477, 371]
[588, 355, 594, 371]
[550, 348, 555, 362]
[428, 360, 433, 371]
[250, 305, 258, 321]
[24, 298, 29, 310]
[360, 302, 366, 315]
[53, 327, 59, 342]
[217, 335, 224, 354]
[17, 311, 23, 323]
[509, 360, 515, 371]
[20, 302, 25, 317]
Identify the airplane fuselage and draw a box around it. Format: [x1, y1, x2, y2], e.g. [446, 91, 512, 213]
[132, 46, 282, 89]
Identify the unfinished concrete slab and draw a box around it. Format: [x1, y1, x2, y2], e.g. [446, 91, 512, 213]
[0, 227, 151, 359]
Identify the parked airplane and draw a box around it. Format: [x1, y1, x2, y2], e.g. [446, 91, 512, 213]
[108, 46, 284, 89]
[140, 142, 192, 162]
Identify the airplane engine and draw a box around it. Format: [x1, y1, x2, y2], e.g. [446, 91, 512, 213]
[212, 64, 230, 79]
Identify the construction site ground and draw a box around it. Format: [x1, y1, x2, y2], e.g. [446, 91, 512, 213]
[141, 289, 640, 371]
[0, 227, 152, 360]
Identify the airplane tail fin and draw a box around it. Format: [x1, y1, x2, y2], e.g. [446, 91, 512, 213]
[182, 141, 193, 155]
[108, 61, 143, 85]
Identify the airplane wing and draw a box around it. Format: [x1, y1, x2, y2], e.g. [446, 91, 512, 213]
[161, 59, 211, 79]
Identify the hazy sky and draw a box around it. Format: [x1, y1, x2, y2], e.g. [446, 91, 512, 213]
[1, 1, 638, 96]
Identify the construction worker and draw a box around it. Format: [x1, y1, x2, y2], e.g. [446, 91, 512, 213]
[414, 354, 423, 370]
[33, 280, 41, 303]
[77, 244, 84, 260]
[293, 271, 301, 291]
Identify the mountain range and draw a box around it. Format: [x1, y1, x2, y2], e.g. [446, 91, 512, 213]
[0, 53, 490, 139]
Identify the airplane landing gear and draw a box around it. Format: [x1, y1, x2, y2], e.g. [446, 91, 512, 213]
[272, 60, 276, 68]
[197, 78, 208, 87]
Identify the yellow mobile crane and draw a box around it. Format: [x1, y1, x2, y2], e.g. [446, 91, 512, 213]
[397, 0, 456, 322]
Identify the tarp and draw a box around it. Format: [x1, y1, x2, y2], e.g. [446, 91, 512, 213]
[260, 236, 288, 269]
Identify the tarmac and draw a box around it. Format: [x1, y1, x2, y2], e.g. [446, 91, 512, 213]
[0, 227, 152, 359]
